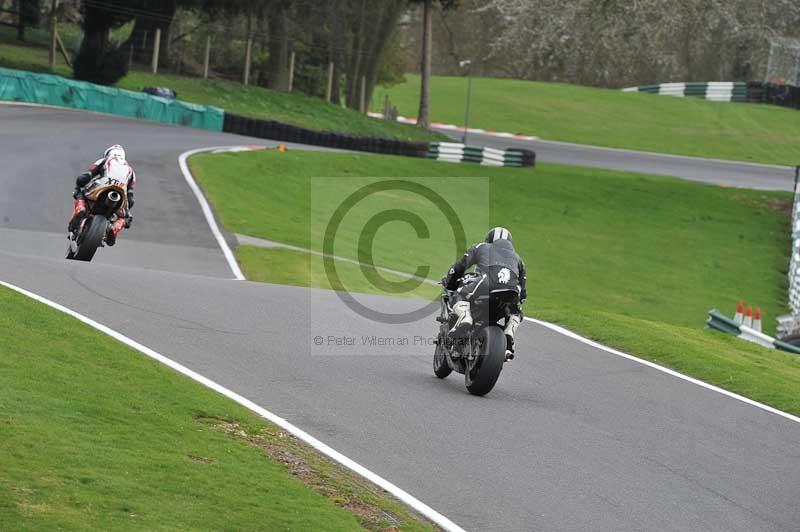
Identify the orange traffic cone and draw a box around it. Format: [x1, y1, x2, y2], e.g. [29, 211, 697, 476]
[743, 305, 753, 328]
[734, 300, 744, 324]
[278, 144, 287, 153]
[753, 308, 762, 333]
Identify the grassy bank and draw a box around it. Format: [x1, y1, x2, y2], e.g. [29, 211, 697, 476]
[0, 285, 436, 531]
[374, 74, 800, 165]
[238, 246, 440, 299]
[0, 35, 439, 142]
[189, 148, 800, 415]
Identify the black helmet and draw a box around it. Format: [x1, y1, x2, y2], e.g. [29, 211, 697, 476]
[485, 227, 512, 243]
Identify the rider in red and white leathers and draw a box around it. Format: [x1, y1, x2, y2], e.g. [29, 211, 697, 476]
[69, 144, 136, 246]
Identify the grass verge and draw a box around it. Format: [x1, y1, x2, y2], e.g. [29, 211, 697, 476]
[0, 34, 440, 143]
[373, 74, 800, 165]
[189, 148, 800, 415]
[0, 285, 436, 531]
[238, 246, 440, 300]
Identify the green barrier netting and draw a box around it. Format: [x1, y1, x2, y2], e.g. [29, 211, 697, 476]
[0, 67, 223, 131]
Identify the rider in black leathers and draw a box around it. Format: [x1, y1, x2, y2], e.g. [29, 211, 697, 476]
[443, 227, 527, 359]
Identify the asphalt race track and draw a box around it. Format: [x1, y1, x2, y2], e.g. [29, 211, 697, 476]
[436, 127, 796, 191]
[2, 105, 799, 532]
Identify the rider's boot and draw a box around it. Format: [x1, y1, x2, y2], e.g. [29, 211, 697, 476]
[68, 199, 87, 234]
[105, 217, 126, 247]
[449, 301, 473, 335]
[504, 314, 521, 361]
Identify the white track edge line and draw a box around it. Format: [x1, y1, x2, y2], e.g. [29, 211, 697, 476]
[524, 317, 800, 425]
[178, 148, 245, 280]
[0, 278, 467, 532]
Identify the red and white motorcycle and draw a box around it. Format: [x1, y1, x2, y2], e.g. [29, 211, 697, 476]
[66, 156, 132, 262]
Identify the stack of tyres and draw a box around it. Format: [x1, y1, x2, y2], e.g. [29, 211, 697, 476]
[220, 111, 433, 158]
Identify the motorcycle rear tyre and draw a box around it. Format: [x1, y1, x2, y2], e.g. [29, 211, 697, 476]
[74, 216, 107, 262]
[464, 325, 505, 396]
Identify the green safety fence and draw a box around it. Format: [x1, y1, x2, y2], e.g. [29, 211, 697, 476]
[0, 67, 223, 131]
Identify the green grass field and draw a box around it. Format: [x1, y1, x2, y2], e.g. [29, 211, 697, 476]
[0, 35, 439, 142]
[189, 149, 800, 415]
[374, 74, 800, 165]
[0, 285, 436, 531]
[238, 246, 440, 300]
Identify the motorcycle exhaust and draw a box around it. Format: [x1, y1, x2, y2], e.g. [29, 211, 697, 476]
[105, 191, 121, 206]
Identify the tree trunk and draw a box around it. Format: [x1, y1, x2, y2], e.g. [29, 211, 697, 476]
[267, 2, 290, 91]
[345, 0, 367, 108]
[416, 0, 433, 129]
[363, 0, 403, 110]
[328, 0, 345, 105]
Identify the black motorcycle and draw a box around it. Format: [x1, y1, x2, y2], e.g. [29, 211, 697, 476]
[433, 279, 520, 396]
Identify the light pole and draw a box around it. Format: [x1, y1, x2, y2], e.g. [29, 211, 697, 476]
[459, 59, 472, 144]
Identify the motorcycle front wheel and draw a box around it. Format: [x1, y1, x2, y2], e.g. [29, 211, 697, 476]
[433, 334, 452, 379]
[464, 325, 505, 396]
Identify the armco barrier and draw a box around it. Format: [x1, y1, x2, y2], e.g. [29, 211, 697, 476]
[0, 67, 223, 130]
[707, 309, 800, 354]
[222, 112, 430, 158]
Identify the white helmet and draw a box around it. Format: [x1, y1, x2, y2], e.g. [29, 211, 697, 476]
[485, 227, 512, 243]
[104, 144, 126, 160]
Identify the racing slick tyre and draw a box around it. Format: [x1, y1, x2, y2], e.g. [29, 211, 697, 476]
[433, 335, 453, 379]
[464, 325, 505, 396]
[74, 216, 107, 262]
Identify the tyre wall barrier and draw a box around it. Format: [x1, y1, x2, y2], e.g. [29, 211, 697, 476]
[427, 142, 536, 168]
[745, 82, 800, 110]
[222, 112, 430, 158]
[776, 166, 800, 340]
[622, 82, 748, 102]
[0, 67, 224, 130]
[623, 80, 800, 110]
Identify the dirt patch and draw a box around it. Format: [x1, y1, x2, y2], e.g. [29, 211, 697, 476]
[187, 454, 217, 465]
[195, 415, 434, 532]
[767, 197, 793, 217]
[728, 193, 792, 217]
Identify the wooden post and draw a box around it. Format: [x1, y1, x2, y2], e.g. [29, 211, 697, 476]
[243, 35, 253, 85]
[55, 29, 71, 67]
[151, 27, 161, 74]
[48, 0, 57, 69]
[287, 51, 295, 92]
[360, 75, 366, 114]
[325, 61, 334, 102]
[202, 33, 211, 80]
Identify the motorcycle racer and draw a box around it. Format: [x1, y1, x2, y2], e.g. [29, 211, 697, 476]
[443, 227, 527, 359]
[69, 144, 136, 246]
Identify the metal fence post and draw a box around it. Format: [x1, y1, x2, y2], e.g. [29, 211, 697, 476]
[151, 28, 161, 74]
[243, 35, 252, 85]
